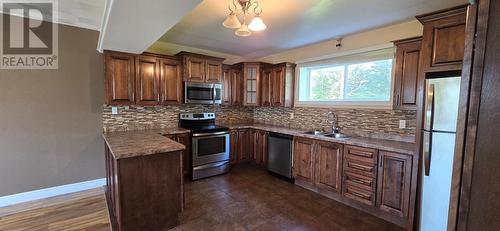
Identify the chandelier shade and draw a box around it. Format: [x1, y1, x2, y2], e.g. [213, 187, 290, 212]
[235, 24, 252, 37]
[223, 12, 241, 29]
[248, 16, 266, 31]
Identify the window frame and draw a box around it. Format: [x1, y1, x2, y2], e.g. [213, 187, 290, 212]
[294, 47, 396, 109]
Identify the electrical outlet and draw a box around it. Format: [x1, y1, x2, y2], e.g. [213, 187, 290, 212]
[111, 107, 118, 115]
[290, 113, 295, 119]
[399, 120, 406, 129]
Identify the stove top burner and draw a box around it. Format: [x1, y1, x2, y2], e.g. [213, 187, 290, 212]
[181, 124, 229, 134]
[178, 112, 228, 134]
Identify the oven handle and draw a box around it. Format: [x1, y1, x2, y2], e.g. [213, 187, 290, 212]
[192, 131, 229, 137]
[193, 161, 229, 171]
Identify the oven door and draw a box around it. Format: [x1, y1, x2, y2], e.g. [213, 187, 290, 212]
[185, 82, 214, 104]
[192, 132, 229, 166]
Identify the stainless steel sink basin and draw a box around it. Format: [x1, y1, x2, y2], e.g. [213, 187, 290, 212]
[304, 130, 325, 135]
[323, 133, 351, 139]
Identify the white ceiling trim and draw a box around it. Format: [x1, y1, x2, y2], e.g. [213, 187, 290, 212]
[295, 43, 395, 64]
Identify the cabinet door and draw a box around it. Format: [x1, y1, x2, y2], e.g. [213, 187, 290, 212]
[253, 130, 267, 166]
[206, 60, 222, 83]
[238, 129, 253, 162]
[243, 64, 259, 106]
[393, 38, 421, 110]
[230, 130, 239, 165]
[175, 133, 191, 175]
[293, 137, 315, 186]
[260, 69, 272, 106]
[231, 69, 243, 106]
[104, 52, 135, 105]
[417, 6, 467, 73]
[135, 56, 160, 105]
[271, 67, 285, 107]
[315, 141, 343, 193]
[222, 69, 232, 104]
[185, 56, 205, 82]
[160, 58, 182, 105]
[376, 151, 412, 217]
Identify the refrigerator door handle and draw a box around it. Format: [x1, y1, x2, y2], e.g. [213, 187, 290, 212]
[423, 131, 433, 176]
[424, 83, 436, 131]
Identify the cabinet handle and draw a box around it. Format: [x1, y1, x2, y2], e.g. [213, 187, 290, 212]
[349, 162, 372, 172]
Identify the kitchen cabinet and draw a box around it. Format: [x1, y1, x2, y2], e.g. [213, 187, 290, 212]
[238, 129, 253, 163]
[230, 68, 243, 106]
[376, 151, 412, 218]
[135, 55, 161, 105]
[160, 58, 183, 105]
[105, 51, 183, 106]
[416, 5, 467, 73]
[229, 130, 239, 165]
[393, 37, 422, 110]
[261, 63, 296, 107]
[342, 145, 378, 206]
[104, 142, 182, 231]
[163, 133, 191, 175]
[222, 66, 232, 105]
[253, 129, 268, 166]
[177, 52, 224, 83]
[260, 68, 272, 106]
[315, 140, 343, 194]
[243, 63, 260, 106]
[104, 51, 136, 105]
[293, 137, 343, 192]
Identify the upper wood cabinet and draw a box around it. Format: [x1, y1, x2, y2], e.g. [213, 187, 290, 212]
[135, 55, 161, 105]
[177, 52, 224, 83]
[222, 66, 232, 105]
[260, 68, 272, 106]
[104, 51, 136, 105]
[159, 58, 182, 105]
[376, 151, 412, 218]
[416, 5, 467, 73]
[104, 51, 183, 106]
[243, 63, 260, 106]
[393, 37, 422, 110]
[230, 68, 243, 106]
[265, 62, 296, 107]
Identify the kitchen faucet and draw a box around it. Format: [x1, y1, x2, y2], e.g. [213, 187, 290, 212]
[327, 111, 341, 134]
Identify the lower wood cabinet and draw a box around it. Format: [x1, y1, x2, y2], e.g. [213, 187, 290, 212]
[237, 129, 253, 162]
[293, 137, 343, 194]
[163, 133, 191, 175]
[230, 128, 267, 166]
[376, 151, 412, 218]
[253, 130, 268, 166]
[104, 144, 182, 231]
[229, 129, 239, 165]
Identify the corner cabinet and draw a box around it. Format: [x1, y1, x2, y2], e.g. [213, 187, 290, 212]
[393, 37, 422, 110]
[262, 62, 296, 107]
[104, 51, 183, 106]
[243, 63, 260, 106]
[416, 5, 467, 73]
[177, 52, 224, 83]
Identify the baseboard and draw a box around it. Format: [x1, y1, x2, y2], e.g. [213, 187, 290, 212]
[0, 178, 106, 208]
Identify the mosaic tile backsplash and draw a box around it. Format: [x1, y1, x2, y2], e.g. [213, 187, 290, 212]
[103, 105, 416, 142]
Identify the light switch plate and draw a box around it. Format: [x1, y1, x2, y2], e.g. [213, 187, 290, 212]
[111, 107, 118, 115]
[399, 120, 406, 129]
[290, 113, 295, 119]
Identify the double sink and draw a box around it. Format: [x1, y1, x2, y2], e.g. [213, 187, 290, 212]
[304, 130, 351, 139]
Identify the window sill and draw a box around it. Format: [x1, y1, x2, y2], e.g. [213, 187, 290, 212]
[293, 101, 393, 110]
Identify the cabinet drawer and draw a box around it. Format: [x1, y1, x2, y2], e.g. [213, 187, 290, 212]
[343, 184, 375, 206]
[345, 145, 377, 163]
[344, 158, 377, 178]
[344, 171, 376, 192]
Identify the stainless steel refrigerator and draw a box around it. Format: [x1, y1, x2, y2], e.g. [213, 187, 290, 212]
[419, 76, 461, 231]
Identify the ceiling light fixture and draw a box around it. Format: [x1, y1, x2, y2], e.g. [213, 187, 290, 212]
[222, 0, 267, 37]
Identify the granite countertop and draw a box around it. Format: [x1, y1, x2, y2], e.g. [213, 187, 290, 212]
[222, 123, 416, 156]
[103, 127, 190, 159]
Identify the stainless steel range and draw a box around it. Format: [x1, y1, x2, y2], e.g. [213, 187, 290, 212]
[179, 112, 229, 180]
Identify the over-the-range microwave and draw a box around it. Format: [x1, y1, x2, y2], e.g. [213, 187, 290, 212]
[184, 82, 222, 105]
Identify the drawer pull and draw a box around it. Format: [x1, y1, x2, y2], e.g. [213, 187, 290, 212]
[349, 190, 371, 200]
[348, 162, 373, 172]
[349, 149, 373, 158]
[349, 177, 372, 186]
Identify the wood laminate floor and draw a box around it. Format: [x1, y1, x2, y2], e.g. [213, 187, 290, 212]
[0, 165, 403, 231]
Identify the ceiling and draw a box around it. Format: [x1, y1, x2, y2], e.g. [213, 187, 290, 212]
[158, 0, 467, 59]
[0, 0, 106, 31]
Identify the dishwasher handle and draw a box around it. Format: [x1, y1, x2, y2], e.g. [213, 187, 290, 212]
[268, 132, 293, 140]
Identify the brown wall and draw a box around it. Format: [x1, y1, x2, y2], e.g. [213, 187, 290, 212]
[0, 22, 104, 196]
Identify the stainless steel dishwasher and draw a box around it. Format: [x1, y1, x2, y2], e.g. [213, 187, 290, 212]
[267, 132, 293, 180]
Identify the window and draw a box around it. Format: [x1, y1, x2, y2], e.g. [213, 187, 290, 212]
[297, 48, 395, 108]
